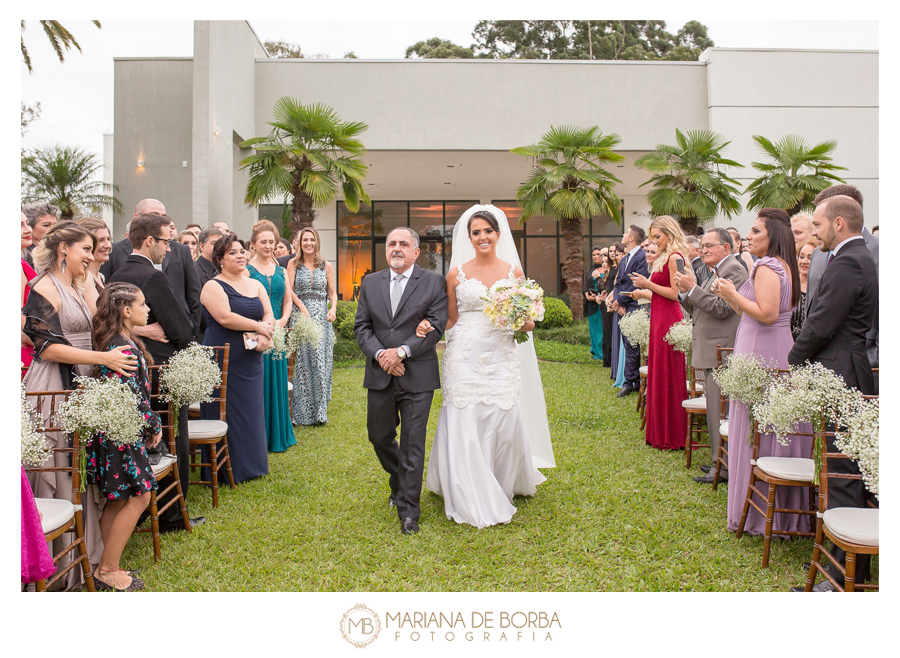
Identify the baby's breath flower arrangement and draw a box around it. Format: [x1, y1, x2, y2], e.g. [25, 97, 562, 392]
[835, 393, 879, 500]
[288, 311, 324, 350]
[21, 386, 52, 467]
[753, 362, 853, 481]
[664, 318, 693, 357]
[54, 376, 148, 488]
[265, 325, 290, 360]
[160, 343, 222, 434]
[713, 353, 776, 442]
[617, 308, 650, 353]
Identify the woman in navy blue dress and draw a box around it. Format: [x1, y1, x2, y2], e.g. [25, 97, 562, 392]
[199, 234, 274, 484]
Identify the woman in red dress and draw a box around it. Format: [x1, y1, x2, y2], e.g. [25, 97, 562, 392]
[630, 215, 689, 449]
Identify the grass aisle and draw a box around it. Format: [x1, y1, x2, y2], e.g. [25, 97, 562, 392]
[123, 346, 817, 591]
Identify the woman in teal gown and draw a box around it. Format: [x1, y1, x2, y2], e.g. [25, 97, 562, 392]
[247, 221, 296, 452]
[583, 247, 607, 360]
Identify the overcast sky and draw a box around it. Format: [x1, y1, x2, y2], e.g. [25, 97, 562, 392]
[20, 19, 879, 160]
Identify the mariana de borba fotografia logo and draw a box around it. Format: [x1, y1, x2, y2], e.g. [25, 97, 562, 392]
[340, 605, 560, 646]
[340, 604, 382, 648]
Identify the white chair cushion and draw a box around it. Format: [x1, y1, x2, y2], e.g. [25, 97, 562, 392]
[151, 454, 177, 476]
[755, 457, 814, 482]
[682, 396, 706, 410]
[823, 508, 879, 547]
[687, 380, 705, 392]
[189, 402, 201, 413]
[719, 420, 729, 437]
[35, 498, 75, 534]
[188, 419, 228, 439]
[639, 366, 648, 375]
[287, 381, 293, 391]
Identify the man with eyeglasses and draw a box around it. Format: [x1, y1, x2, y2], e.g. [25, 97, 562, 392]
[102, 199, 203, 343]
[674, 227, 748, 484]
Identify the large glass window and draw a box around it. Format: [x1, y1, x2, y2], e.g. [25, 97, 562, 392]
[335, 200, 622, 301]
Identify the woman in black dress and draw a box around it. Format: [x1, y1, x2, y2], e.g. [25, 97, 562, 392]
[199, 234, 275, 484]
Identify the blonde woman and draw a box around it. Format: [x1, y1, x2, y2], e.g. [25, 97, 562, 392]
[286, 227, 336, 425]
[792, 236, 819, 338]
[630, 215, 689, 450]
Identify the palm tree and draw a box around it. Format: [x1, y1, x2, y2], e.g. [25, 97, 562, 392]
[21, 144, 123, 220]
[511, 126, 624, 322]
[21, 20, 101, 74]
[633, 128, 744, 232]
[240, 97, 370, 234]
[744, 135, 847, 215]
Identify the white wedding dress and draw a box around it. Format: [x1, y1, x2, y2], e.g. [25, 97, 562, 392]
[425, 262, 547, 528]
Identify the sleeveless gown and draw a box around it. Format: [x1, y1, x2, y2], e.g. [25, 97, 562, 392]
[726, 257, 812, 534]
[645, 253, 687, 449]
[246, 263, 296, 452]
[22, 272, 105, 589]
[425, 263, 546, 528]
[200, 279, 268, 483]
[290, 262, 335, 425]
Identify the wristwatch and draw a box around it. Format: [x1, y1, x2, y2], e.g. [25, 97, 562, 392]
[397, 346, 407, 359]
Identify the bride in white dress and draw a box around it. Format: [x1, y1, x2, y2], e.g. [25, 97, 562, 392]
[422, 205, 554, 528]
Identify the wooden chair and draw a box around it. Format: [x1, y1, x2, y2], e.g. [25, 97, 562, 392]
[802, 400, 878, 592]
[712, 346, 733, 492]
[735, 368, 817, 567]
[682, 365, 708, 469]
[187, 344, 235, 507]
[24, 390, 96, 592]
[287, 350, 296, 408]
[637, 362, 648, 430]
[135, 367, 193, 560]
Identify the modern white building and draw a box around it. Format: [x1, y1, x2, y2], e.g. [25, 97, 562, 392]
[109, 20, 878, 300]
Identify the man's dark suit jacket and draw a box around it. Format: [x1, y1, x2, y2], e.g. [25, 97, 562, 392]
[196, 256, 217, 288]
[789, 239, 877, 394]
[354, 265, 448, 393]
[108, 255, 195, 362]
[101, 238, 202, 339]
[277, 254, 294, 269]
[613, 248, 649, 313]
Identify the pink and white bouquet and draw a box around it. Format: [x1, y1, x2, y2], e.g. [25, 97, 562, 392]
[481, 277, 545, 344]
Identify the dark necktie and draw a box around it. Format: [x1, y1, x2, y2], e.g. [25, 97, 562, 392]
[826, 251, 834, 267]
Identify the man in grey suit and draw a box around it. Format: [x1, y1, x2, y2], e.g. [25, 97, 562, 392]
[674, 228, 749, 484]
[354, 227, 448, 535]
[805, 185, 878, 389]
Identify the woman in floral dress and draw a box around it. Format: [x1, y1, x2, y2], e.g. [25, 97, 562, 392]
[286, 227, 336, 425]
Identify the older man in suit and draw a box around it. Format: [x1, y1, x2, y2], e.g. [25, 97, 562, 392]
[354, 227, 448, 535]
[101, 199, 203, 341]
[788, 195, 878, 591]
[611, 225, 649, 397]
[109, 213, 204, 531]
[675, 228, 749, 484]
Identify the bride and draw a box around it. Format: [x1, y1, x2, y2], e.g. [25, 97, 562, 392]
[420, 205, 554, 528]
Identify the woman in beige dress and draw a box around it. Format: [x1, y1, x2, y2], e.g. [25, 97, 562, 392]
[22, 221, 137, 590]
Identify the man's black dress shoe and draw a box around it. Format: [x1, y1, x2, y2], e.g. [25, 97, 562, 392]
[693, 471, 727, 484]
[159, 516, 207, 533]
[617, 385, 634, 398]
[700, 464, 712, 474]
[790, 580, 835, 592]
[400, 517, 419, 535]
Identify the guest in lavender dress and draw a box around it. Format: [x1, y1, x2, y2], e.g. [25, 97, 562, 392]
[713, 208, 812, 535]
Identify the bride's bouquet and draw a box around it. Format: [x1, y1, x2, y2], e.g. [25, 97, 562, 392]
[481, 278, 545, 344]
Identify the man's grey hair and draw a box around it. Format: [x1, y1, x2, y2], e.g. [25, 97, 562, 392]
[125, 221, 132, 235]
[387, 226, 420, 249]
[705, 227, 734, 251]
[685, 235, 700, 248]
[23, 201, 60, 227]
[198, 226, 225, 245]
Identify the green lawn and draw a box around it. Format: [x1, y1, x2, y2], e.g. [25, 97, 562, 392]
[121, 339, 843, 591]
